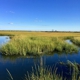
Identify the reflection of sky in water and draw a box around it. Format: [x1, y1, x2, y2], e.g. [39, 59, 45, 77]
[65, 40, 73, 44]
[0, 36, 10, 46]
[0, 36, 80, 80]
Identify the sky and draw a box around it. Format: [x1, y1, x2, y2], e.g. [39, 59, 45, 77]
[0, 0, 80, 31]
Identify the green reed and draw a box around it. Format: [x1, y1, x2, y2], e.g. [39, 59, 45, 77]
[0, 36, 78, 56]
[71, 38, 80, 46]
[6, 60, 80, 80]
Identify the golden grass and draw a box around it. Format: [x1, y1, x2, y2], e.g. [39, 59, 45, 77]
[74, 37, 80, 40]
[0, 36, 78, 56]
[0, 31, 80, 37]
[0, 31, 80, 56]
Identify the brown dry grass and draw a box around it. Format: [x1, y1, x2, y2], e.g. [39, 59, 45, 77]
[0, 31, 80, 38]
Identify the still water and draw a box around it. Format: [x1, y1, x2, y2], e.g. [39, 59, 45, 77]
[65, 40, 73, 44]
[0, 36, 10, 46]
[0, 36, 80, 80]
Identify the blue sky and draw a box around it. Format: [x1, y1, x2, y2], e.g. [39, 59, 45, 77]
[0, 0, 80, 31]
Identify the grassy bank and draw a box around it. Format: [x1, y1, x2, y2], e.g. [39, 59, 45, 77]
[71, 37, 80, 46]
[0, 36, 78, 56]
[62, 36, 80, 47]
[63, 36, 80, 46]
[0, 31, 80, 56]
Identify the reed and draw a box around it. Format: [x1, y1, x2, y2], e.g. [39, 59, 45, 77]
[0, 36, 78, 56]
[6, 69, 13, 80]
[25, 60, 80, 80]
[71, 38, 80, 46]
[25, 66, 63, 80]
[62, 36, 80, 46]
[6, 60, 80, 80]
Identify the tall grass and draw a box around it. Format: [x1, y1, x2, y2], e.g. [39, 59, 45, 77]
[25, 66, 63, 80]
[0, 36, 78, 56]
[71, 38, 80, 46]
[6, 61, 80, 80]
[25, 60, 80, 80]
[6, 69, 13, 80]
[62, 36, 80, 46]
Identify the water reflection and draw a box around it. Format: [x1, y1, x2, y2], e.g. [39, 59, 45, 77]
[0, 51, 78, 63]
[0, 52, 80, 80]
[65, 40, 73, 44]
[0, 36, 10, 46]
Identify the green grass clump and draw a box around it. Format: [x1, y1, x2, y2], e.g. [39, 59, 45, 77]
[63, 36, 80, 46]
[71, 38, 80, 46]
[0, 36, 78, 56]
[62, 36, 74, 40]
[25, 67, 63, 80]
[54, 40, 78, 53]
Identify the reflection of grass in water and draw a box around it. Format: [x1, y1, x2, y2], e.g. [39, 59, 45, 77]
[6, 61, 80, 80]
[1, 55, 22, 62]
[1, 55, 40, 63]
[1, 51, 78, 62]
[0, 36, 78, 56]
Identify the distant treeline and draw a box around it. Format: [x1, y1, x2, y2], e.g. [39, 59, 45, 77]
[0, 30, 80, 33]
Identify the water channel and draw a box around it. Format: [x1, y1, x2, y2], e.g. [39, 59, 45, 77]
[0, 36, 80, 80]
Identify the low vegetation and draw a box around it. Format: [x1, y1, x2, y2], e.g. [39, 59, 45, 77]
[7, 61, 80, 80]
[0, 31, 80, 56]
[0, 36, 78, 56]
[0, 31, 80, 37]
[0, 31, 80, 80]
[62, 36, 80, 47]
[71, 38, 80, 46]
[25, 61, 80, 80]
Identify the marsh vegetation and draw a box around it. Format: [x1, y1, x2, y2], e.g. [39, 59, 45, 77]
[7, 60, 80, 80]
[0, 36, 78, 56]
[0, 31, 80, 80]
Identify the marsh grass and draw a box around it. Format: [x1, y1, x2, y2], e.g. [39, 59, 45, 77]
[0, 31, 80, 37]
[62, 36, 80, 47]
[6, 69, 13, 80]
[67, 60, 80, 80]
[6, 60, 80, 80]
[0, 36, 78, 56]
[25, 66, 63, 80]
[71, 38, 80, 46]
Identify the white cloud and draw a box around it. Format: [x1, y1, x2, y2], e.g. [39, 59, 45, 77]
[8, 22, 13, 25]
